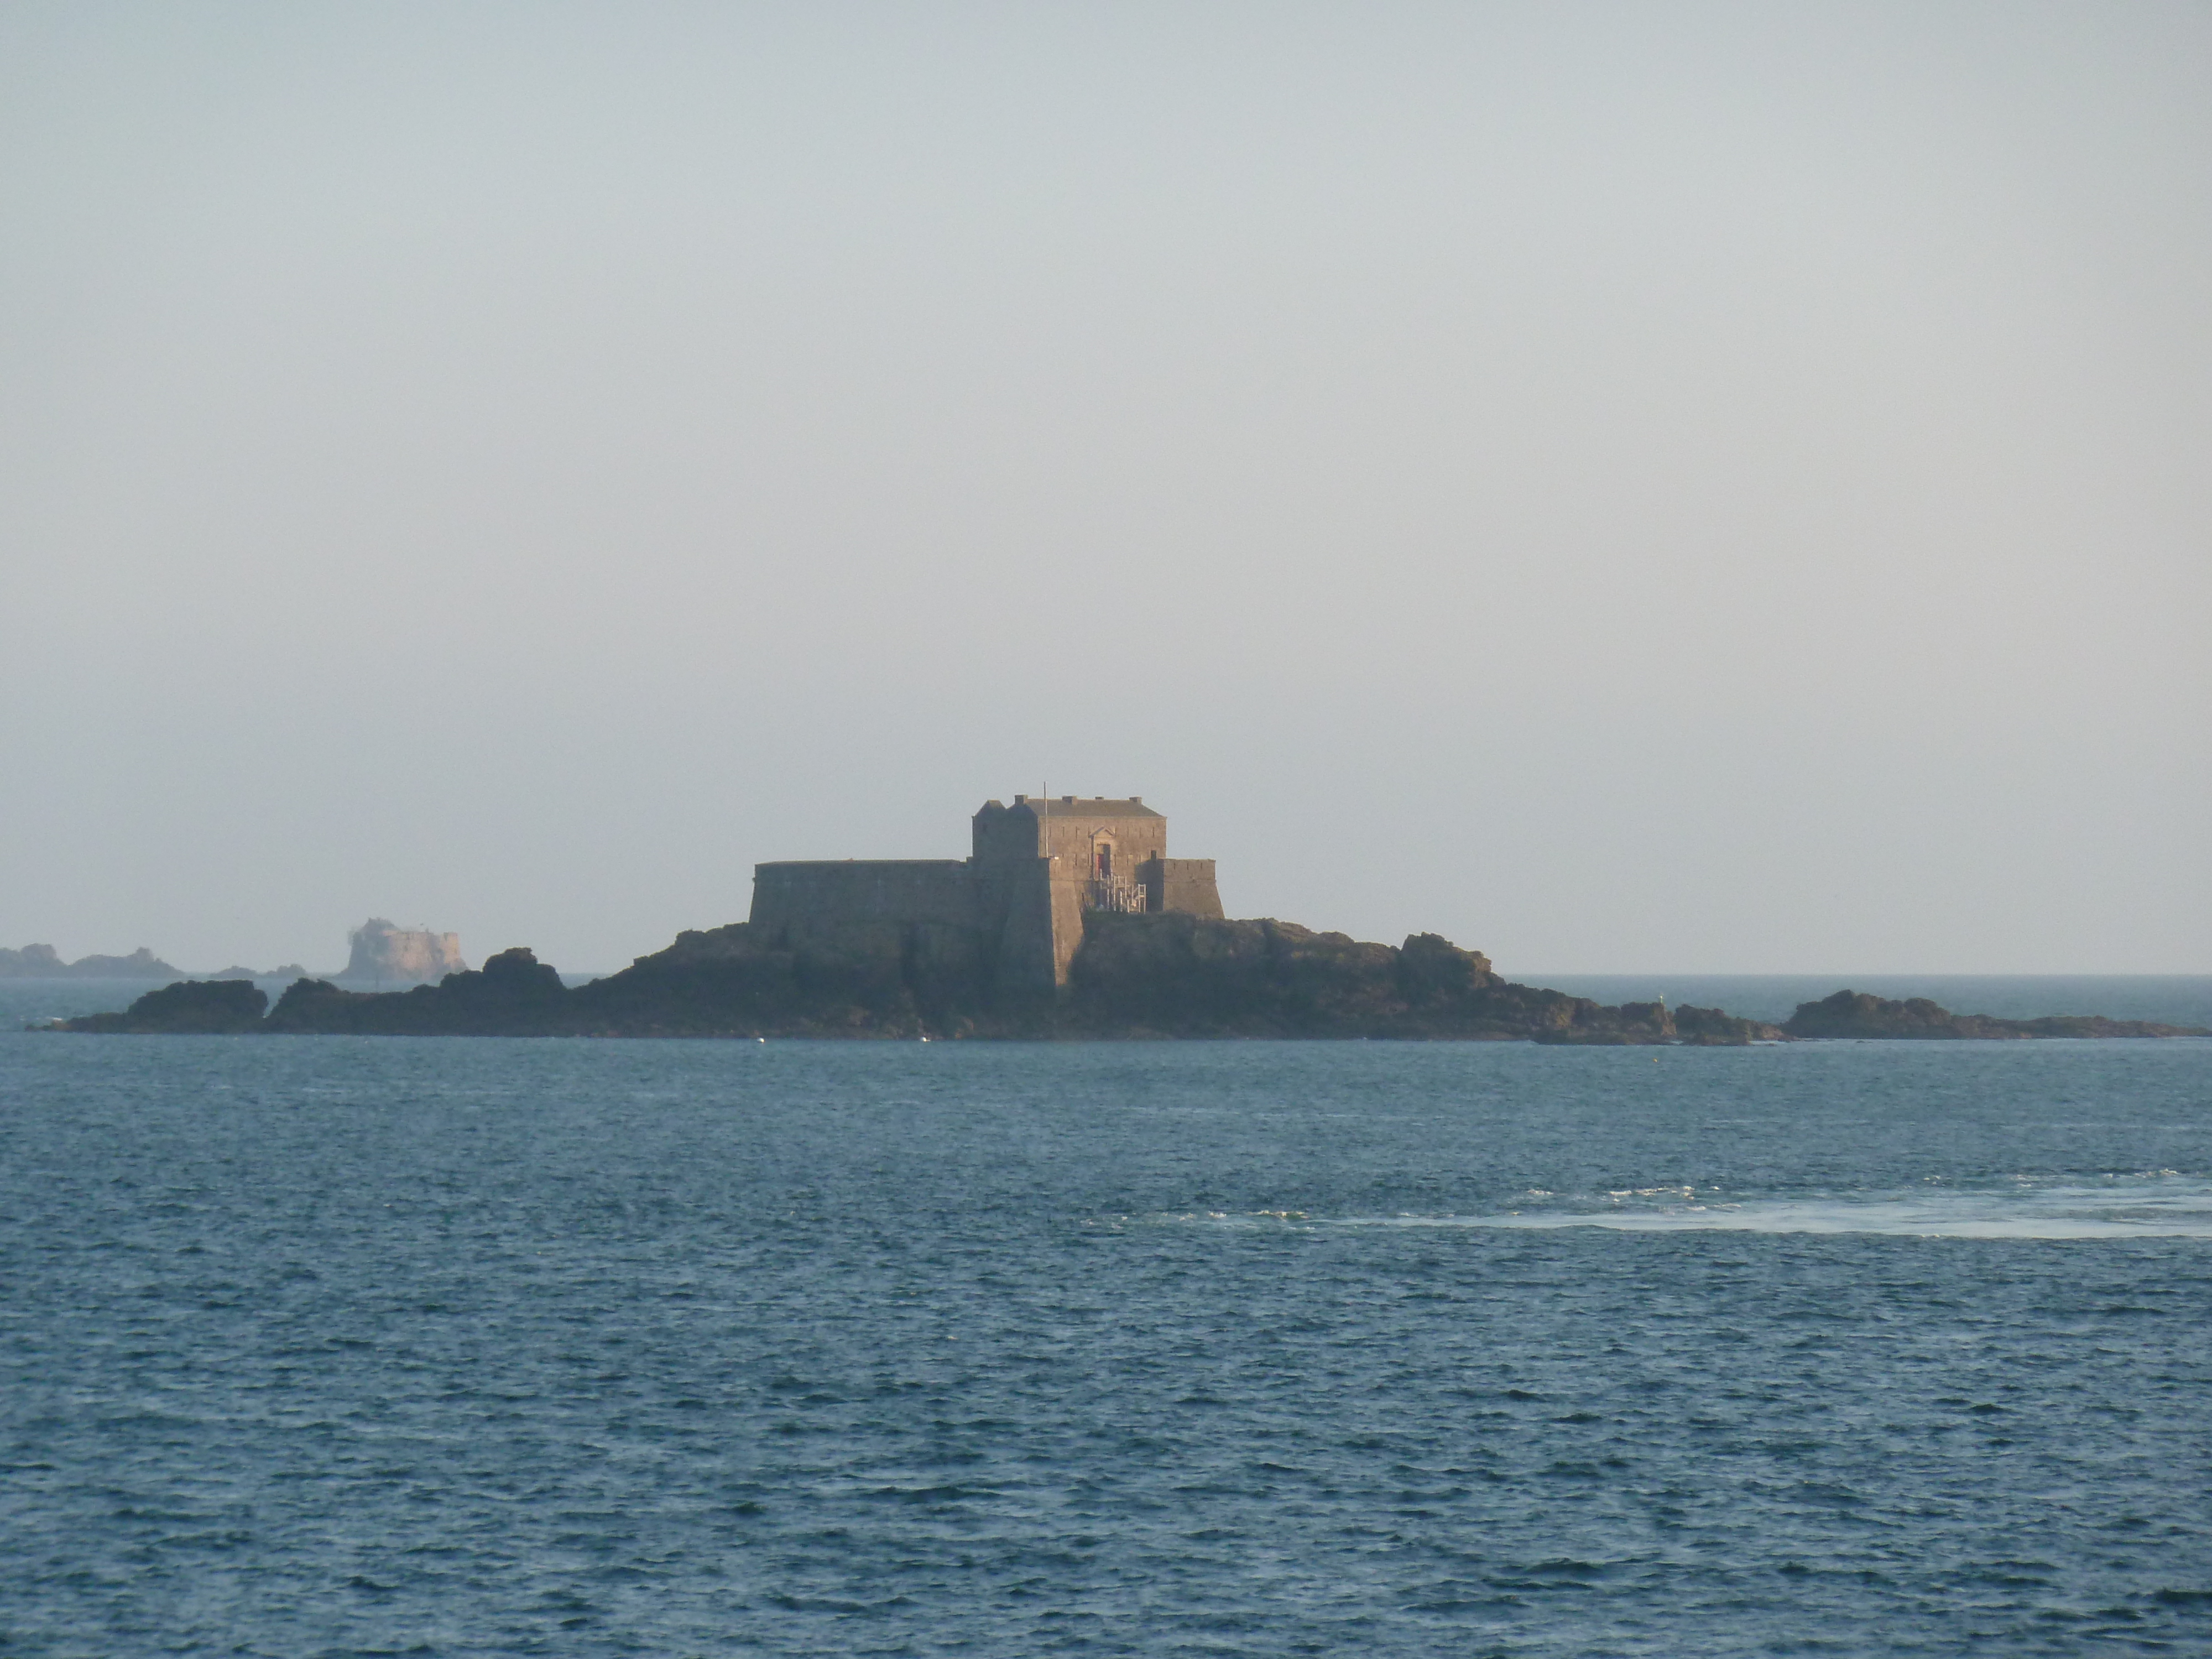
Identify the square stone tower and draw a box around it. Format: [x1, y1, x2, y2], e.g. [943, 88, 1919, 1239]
[971, 795, 1223, 989]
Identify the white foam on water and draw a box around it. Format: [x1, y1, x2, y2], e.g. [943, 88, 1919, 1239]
[1333, 1177, 2212, 1239]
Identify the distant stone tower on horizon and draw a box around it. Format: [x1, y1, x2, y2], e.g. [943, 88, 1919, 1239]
[337, 919, 468, 984]
[748, 794, 1223, 995]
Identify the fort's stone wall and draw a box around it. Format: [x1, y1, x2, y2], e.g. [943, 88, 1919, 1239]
[750, 860, 978, 935]
[749, 796, 1218, 999]
[749, 860, 987, 975]
[971, 805, 1044, 864]
[1141, 858, 1224, 919]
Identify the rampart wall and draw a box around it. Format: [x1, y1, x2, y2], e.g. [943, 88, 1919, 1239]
[750, 860, 978, 934]
[748, 861, 988, 979]
[1141, 858, 1224, 920]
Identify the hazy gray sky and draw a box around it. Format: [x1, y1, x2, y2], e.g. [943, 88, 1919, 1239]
[3, 2, 2206, 974]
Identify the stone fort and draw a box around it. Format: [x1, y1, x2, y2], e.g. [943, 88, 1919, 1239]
[749, 795, 1223, 996]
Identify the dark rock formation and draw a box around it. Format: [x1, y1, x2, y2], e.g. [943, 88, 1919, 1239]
[1781, 989, 2205, 1041]
[1674, 1004, 1775, 1045]
[559, 922, 992, 1038]
[55, 916, 1783, 1043]
[1, 944, 186, 979]
[1056, 916, 1777, 1041]
[60, 979, 268, 1033]
[46, 929, 2202, 1045]
[262, 948, 568, 1035]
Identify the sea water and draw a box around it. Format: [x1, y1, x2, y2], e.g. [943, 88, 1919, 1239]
[3, 1020, 2209, 1655]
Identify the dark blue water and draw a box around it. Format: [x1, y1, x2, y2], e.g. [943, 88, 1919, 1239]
[4, 1032, 2211, 1656]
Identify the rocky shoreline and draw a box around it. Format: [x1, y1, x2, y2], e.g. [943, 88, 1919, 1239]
[40, 914, 2207, 1043]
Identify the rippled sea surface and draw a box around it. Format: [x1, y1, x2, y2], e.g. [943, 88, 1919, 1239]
[4, 1031, 2211, 1657]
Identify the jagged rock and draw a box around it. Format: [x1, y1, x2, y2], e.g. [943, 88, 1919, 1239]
[1781, 989, 2204, 1040]
[39, 917, 1800, 1042]
[1674, 1004, 1778, 1045]
[61, 956, 2192, 1045]
[117, 924, 2212, 1048]
[59, 979, 268, 1033]
[581, 925, 935, 1037]
[571, 915, 1780, 1042]
[1060, 914, 1412, 1036]
[264, 948, 567, 1035]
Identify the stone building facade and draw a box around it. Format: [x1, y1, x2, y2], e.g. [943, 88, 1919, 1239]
[749, 795, 1223, 996]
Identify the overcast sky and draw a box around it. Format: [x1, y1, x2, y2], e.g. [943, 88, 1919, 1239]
[3, 2, 2206, 975]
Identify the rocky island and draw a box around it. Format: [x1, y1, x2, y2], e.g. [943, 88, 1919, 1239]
[38, 794, 2206, 1044]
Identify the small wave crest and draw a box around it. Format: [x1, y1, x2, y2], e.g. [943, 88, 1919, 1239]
[1329, 1175, 2212, 1238]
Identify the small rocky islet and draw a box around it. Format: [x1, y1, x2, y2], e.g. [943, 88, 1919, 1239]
[1775, 987, 2199, 1041]
[45, 914, 2205, 1042]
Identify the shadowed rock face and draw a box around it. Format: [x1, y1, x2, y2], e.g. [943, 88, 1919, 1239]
[1780, 989, 2206, 1040]
[60, 979, 268, 1033]
[260, 948, 567, 1035]
[52, 919, 1780, 1043]
[51, 940, 2206, 1045]
[1053, 917, 1780, 1041]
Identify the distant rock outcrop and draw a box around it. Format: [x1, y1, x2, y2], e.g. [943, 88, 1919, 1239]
[0, 944, 186, 979]
[1781, 989, 2206, 1040]
[334, 919, 467, 984]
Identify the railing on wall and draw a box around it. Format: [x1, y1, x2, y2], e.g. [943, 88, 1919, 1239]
[1087, 879, 1148, 914]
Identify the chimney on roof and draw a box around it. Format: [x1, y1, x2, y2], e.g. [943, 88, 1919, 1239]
[1062, 795, 1074, 803]
[1014, 794, 1026, 803]
[1130, 795, 1140, 803]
